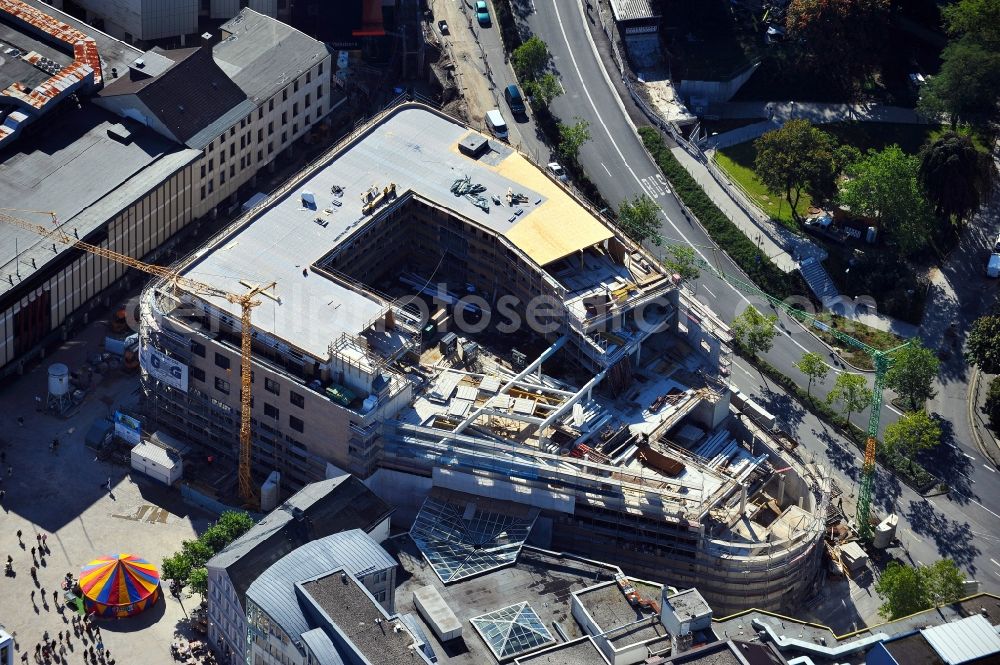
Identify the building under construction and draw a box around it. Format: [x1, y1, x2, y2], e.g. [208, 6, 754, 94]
[140, 102, 829, 614]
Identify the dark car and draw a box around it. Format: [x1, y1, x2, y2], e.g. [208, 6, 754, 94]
[504, 84, 525, 115]
[438, 20, 449, 35]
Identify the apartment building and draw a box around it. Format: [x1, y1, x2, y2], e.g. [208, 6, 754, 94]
[0, 2, 340, 380]
[206, 476, 392, 663]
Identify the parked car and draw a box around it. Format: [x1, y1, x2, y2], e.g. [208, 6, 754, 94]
[476, 1, 491, 26]
[438, 19, 449, 35]
[504, 84, 525, 115]
[546, 162, 568, 182]
[485, 109, 508, 140]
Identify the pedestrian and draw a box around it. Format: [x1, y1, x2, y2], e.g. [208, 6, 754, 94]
[52, 589, 58, 603]
[35, 534, 39, 544]
[30, 565, 36, 579]
[16, 529, 21, 542]
[30, 590, 35, 602]
[41, 533, 47, 547]
[105, 478, 111, 491]
[30, 546, 35, 558]
[0, 489, 5, 502]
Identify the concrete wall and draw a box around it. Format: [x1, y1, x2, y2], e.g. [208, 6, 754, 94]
[678, 63, 760, 110]
[206, 569, 247, 663]
[364, 468, 433, 527]
[432, 466, 576, 514]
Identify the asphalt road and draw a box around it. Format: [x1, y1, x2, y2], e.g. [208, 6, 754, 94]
[483, 0, 1000, 590]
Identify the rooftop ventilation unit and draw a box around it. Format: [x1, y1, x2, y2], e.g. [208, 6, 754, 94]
[107, 124, 133, 144]
[134, 58, 145, 68]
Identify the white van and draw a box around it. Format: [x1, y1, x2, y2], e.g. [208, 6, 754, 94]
[485, 109, 508, 141]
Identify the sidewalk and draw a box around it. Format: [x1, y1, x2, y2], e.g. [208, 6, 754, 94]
[671, 145, 825, 273]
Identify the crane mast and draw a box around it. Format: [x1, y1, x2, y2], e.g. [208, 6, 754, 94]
[691, 258, 906, 539]
[1, 209, 274, 507]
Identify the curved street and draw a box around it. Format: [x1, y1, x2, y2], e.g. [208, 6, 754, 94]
[465, 0, 1000, 596]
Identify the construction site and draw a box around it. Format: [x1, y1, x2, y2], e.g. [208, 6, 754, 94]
[139, 101, 829, 615]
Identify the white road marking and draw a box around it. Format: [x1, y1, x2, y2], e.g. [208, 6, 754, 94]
[552, 0, 823, 363]
[963, 452, 975, 461]
[984, 464, 996, 472]
[601, 162, 612, 176]
[958, 470, 975, 483]
[702, 285, 717, 298]
[886, 403, 904, 416]
[990, 558, 1000, 568]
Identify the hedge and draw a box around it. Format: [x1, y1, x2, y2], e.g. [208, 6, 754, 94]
[638, 127, 804, 300]
[740, 347, 936, 493]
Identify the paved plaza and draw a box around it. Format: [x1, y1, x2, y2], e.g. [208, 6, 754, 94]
[0, 318, 211, 665]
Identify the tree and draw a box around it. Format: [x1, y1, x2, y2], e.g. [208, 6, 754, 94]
[181, 539, 214, 569]
[839, 145, 934, 254]
[785, 0, 890, 81]
[161, 553, 193, 584]
[876, 559, 965, 619]
[511, 36, 550, 81]
[884, 410, 941, 470]
[966, 315, 1000, 373]
[826, 372, 872, 422]
[922, 558, 966, 607]
[617, 194, 663, 246]
[524, 72, 561, 109]
[188, 567, 208, 597]
[918, 132, 993, 226]
[795, 351, 830, 397]
[731, 306, 778, 356]
[985, 377, 1000, 432]
[663, 245, 700, 282]
[753, 120, 840, 221]
[558, 117, 591, 163]
[943, 0, 1000, 47]
[886, 341, 940, 411]
[918, 39, 1000, 127]
[215, 510, 256, 542]
[876, 561, 928, 619]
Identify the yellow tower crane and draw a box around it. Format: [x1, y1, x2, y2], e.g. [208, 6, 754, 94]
[1, 208, 275, 506]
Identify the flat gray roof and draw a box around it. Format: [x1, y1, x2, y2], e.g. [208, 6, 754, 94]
[246, 529, 397, 646]
[18, 0, 143, 79]
[300, 572, 427, 665]
[0, 103, 185, 299]
[389, 537, 618, 665]
[516, 637, 610, 665]
[576, 580, 667, 648]
[177, 104, 613, 358]
[213, 8, 329, 104]
[609, 0, 659, 22]
[0, 21, 72, 91]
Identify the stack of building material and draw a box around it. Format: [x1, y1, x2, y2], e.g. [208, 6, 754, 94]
[839, 542, 869, 573]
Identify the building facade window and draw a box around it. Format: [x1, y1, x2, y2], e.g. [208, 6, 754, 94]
[289, 415, 303, 433]
[215, 353, 230, 370]
[290, 391, 304, 408]
[264, 377, 280, 395]
[215, 377, 230, 394]
[263, 403, 279, 419]
[190, 366, 205, 382]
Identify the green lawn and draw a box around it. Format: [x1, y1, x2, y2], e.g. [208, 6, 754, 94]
[806, 312, 905, 370]
[714, 121, 989, 231]
[714, 142, 813, 229]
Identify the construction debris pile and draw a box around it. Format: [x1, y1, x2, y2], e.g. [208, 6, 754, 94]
[451, 175, 490, 212]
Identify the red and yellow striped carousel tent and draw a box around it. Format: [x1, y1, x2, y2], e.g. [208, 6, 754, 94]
[79, 553, 161, 618]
